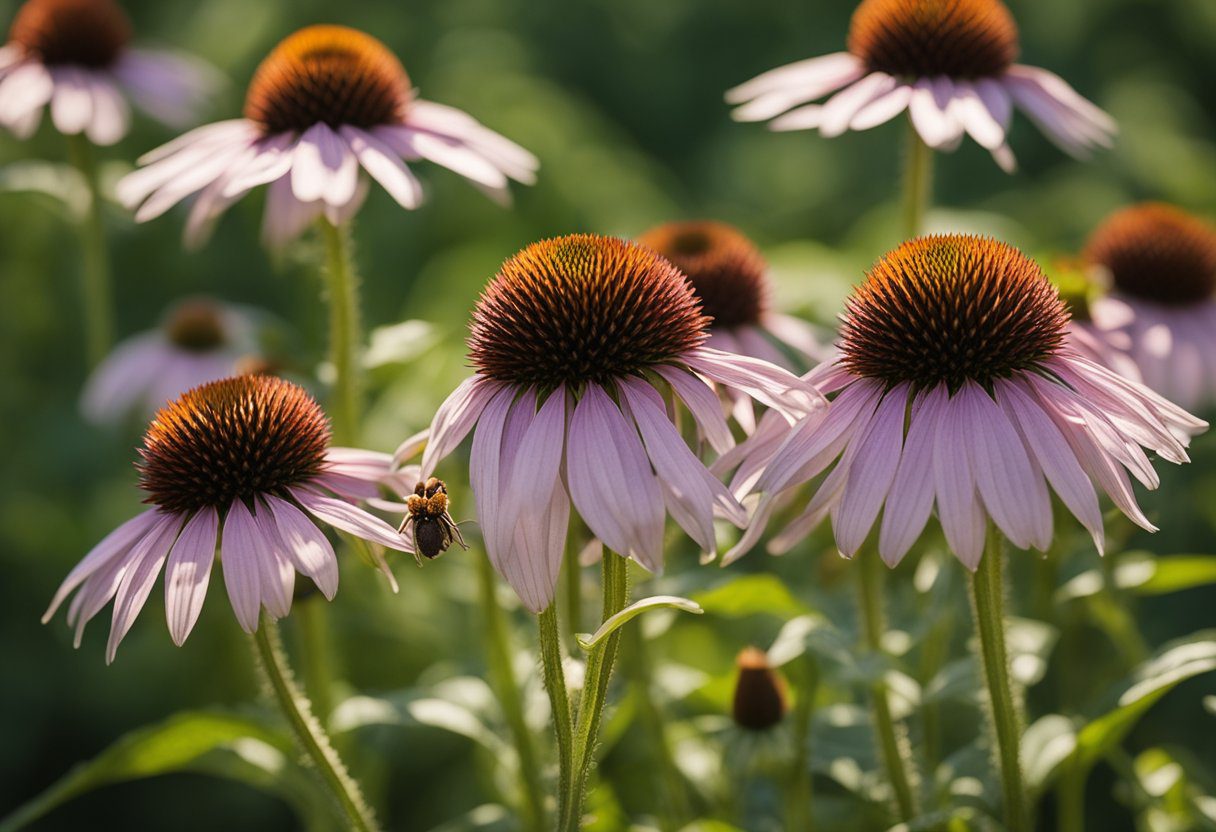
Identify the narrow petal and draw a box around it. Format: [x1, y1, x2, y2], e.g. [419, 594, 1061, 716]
[84, 76, 129, 145]
[879, 386, 946, 566]
[293, 488, 414, 553]
[49, 68, 92, 134]
[655, 365, 733, 454]
[422, 375, 503, 478]
[818, 72, 896, 138]
[261, 173, 323, 248]
[106, 513, 183, 663]
[849, 83, 912, 131]
[469, 385, 519, 565]
[952, 80, 1006, 150]
[164, 507, 219, 646]
[292, 123, 360, 206]
[833, 384, 909, 557]
[566, 384, 665, 570]
[909, 77, 962, 149]
[933, 393, 986, 568]
[683, 346, 824, 418]
[503, 483, 570, 613]
[377, 125, 508, 190]
[727, 53, 866, 120]
[265, 495, 338, 599]
[502, 389, 567, 541]
[44, 510, 160, 623]
[340, 125, 423, 209]
[221, 501, 265, 633]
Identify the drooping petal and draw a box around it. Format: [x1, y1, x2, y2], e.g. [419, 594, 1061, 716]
[909, 76, 962, 149]
[727, 53, 866, 120]
[422, 375, 503, 478]
[49, 67, 92, 135]
[503, 479, 570, 614]
[655, 365, 734, 454]
[292, 122, 360, 207]
[833, 384, 909, 557]
[933, 392, 986, 569]
[566, 384, 664, 570]
[262, 173, 324, 248]
[221, 501, 265, 633]
[293, 488, 415, 553]
[105, 512, 184, 663]
[818, 72, 897, 138]
[683, 346, 824, 418]
[265, 494, 338, 599]
[340, 125, 423, 209]
[83, 75, 129, 146]
[44, 510, 161, 623]
[164, 507, 219, 646]
[878, 386, 946, 566]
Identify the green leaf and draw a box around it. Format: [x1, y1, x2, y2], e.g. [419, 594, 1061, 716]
[766, 614, 856, 669]
[577, 595, 703, 649]
[1022, 715, 1078, 794]
[0, 711, 294, 832]
[1075, 631, 1216, 772]
[1126, 555, 1216, 595]
[690, 574, 809, 619]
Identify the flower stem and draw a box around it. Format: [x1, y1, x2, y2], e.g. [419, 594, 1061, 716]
[250, 617, 380, 832]
[562, 550, 629, 831]
[562, 538, 583, 653]
[787, 657, 818, 831]
[539, 604, 574, 827]
[294, 597, 336, 722]
[968, 530, 1030, 832]
[318, 219, 363, 445]
[901, 119, 933, 239]
[856, 547, 918, 822]
[476, 553, 547, 831]
[65, 134, 113, 366]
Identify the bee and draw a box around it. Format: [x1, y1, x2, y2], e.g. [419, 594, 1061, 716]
[398, 478, 467, 565]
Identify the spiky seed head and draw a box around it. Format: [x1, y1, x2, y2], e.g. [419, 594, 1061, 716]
[637, 220, 769, 329]
[138, 376, 330, 514]
[468, 234, 710, 388]
[1084, 203, 1216, 306]
[840, 234, 1067, 391]
[848, 0, 1019, 79]
[9, 0, 130, 68]
[244, 25, 411, 135]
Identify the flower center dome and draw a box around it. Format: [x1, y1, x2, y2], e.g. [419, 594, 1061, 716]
[9, 0, 130, 69]
[1084, 203, 1216, 306]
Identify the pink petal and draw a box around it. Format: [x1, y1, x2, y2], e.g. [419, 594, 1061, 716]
[683, 346, 824, 418]
[406, 100, 539, 183]
[83, 75, 129, 146]
[292, 122, 360, 206]
[818, 72, 897, 138]
[105, 512, 183, 663]
[503, 483, 570, 613]
[909, 76, 962, 149]
[263, 495, 338, 599]
[469, 385, 521, 565]
[655, 365, 734, 454]
[422, 375, 503, 478]
[833, 384, 909, 557]
[164, 507, 219, 646]
[878, 386, 947, 566]
[261, 173, 324, 248]
[221, 501, 265, 632]
[952, 80, 1006, 150]
[933, 392, 985, 569]
[376, 124, 508, 190]
[340, 125, 423, 209]
[502, 389, 567, 543]
[49, 68, 92, 135]
[566, 384, 664, 570]
[293, 488, 414, 553]
[849, 83, 912, 131]
[44, 510, 160, 623]
[727, 52, 866, 120]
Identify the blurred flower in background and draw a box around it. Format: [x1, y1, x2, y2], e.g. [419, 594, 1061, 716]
[116, 24, 538, 248]
[80, 296, 260, 426]
[726, 0, 1116, 171]
[0, 0, 217, 144]
[45, 375, 415, 663]
[724, 235, 1205, 568]
[414, 234, 822, 611]
[638, 219, 830, 431]
[1083, 203, 1216, 412]
[731, 646, 788, 732]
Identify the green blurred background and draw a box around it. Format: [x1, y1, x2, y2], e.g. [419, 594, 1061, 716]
[2, 0, 1215, 829]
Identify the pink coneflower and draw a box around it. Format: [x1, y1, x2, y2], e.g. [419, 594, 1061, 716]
[44, 375, 415, 663]
[81, 297, 259, 425]
[1083, 203, 1216, 412]
[116, 24, 538, 248]
[638, 220, 830, 432]
[413, 234, 823, 611]
[725, 234, 1204, 569]
[726, 0, 1115, 172]
[0, 0, 216, 144]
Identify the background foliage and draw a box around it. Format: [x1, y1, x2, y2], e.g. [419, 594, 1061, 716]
[1, 0, 1215, 829]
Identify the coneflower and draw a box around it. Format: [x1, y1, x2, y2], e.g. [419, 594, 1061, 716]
[725, 234, 1204, 831]
[80, 297, 261, 425]
[1083, 203, 1216, 411]
[637, 220, 829, 431]
[45, 375, 414, 663]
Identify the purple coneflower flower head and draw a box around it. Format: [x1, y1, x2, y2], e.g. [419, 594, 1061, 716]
[638, 220, 830, 432]
[725, 0, 1116, 172]
[412, 233, 824, 612]
[0, 0, 217, 144]
[731, 646, 788, 732]
[724, 235, 1205, 570]
[45, 375, 415, 663]
[81, 297, 259, 425]
[1082, 203, 1216, 412]
[116, 24, 538, 249]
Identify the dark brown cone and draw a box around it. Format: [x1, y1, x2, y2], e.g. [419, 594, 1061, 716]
[847, 0, 1019, 79]
[164, 300, 226, 353]
[1084, 203, 1216, 306]
[9, 0, 130, 68]
[468, 234, 710, 388]
[732, 647, 788, 731]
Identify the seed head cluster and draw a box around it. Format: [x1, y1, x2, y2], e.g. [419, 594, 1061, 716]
[244, 25, 412, 135]
[138, 376, 330, 514]
[847, 0, 1019, 79]
[9, 0, 130, 68]
[1084, 203, 1216, 306]
[638, 221, 769, 329]
[840, 235, 1067, 391]
[468, 234, 710, 388]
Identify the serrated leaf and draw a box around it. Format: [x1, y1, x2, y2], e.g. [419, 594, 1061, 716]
[0, 711, 294, 832]
[577, 595, 703, 649]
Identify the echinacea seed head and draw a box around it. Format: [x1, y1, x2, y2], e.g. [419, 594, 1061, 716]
[138, 375, 330, 514]
[468, 234, 710, 388]
[847, 0, 1019, 80]
[638, 220, 769, 329]
[1084, 203, 1216, 306]
[731, 647, 787, 731]
[840, 235, 1067, 391]
[9, 0, 130, 69]
[164, 300, 226, 353]
[244, 25, 412, 135]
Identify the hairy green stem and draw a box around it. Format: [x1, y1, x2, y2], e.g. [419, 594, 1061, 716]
[563, 536, 583, 653]
[969, 531, 1030, 832]
[562, 551, 629, 831]
[857, 547, 918, 822]
[901, 119, 933, 239]
[250, 618, 380, 832]
[319, 220, 363, 444]
[476, 553, 546, 831]
[539, 604, 574, 827]
[66, 134, 113, 366]
[294, 598, 336, 722]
